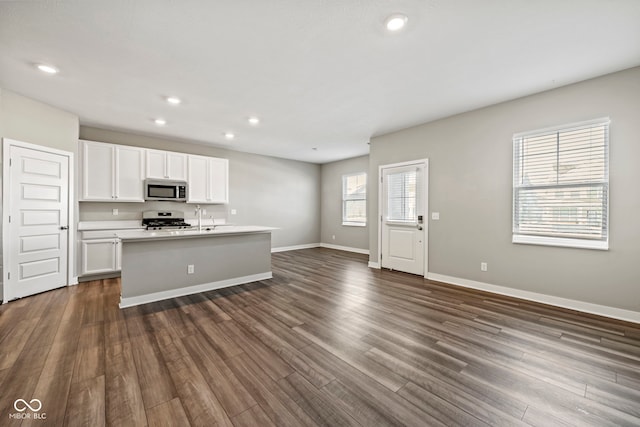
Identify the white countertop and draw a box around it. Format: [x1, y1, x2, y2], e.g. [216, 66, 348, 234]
[78, 218, 223, 231]
[117, 225, 276, 242]
[78, 220, 145, 231]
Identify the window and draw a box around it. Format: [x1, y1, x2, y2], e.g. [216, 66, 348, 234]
[342, 172, 367, 226]
[386, 168, 417, 223]
[513, 118, 609, 250]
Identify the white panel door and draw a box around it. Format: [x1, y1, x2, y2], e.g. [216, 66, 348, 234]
[7, 145, 69, 300]
[381, 162, 427, 275]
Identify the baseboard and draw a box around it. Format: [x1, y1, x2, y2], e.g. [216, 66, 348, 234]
[271, 243, 320, 253]
[427, 272, 640, 324]
[119, 272, 272, 308]
[319, 243, 369, 255]
[368, 261, 380, 269]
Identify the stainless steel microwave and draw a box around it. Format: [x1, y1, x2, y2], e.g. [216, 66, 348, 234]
[144, 179, 187, 202]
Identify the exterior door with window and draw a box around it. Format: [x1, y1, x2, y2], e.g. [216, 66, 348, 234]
[380, 161, 427, 275]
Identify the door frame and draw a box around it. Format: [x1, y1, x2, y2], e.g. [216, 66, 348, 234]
[377, 159, 429, 278]
[2, 138, 76, 303]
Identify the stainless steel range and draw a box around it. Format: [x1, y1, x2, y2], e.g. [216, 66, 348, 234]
[142, 210, 192, 230]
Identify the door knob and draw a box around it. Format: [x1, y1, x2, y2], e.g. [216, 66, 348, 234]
[417, 225, 423, 230]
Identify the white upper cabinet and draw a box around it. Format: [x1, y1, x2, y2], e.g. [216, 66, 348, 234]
[80, 140, 227, 204]
[187, 155, 208, 203]
[209, 157, 229, 203]
[187, 155, 229, 204]
[82, 140, 114, 200]
[146, 149, 187, 180]
[80, 140, 145, 202]
[115, 145, 145, 201]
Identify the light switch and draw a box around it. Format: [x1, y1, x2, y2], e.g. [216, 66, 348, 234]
[431, 212, 440, 220]
[231, 209, 237, 215]
[112, 209, 118, 216]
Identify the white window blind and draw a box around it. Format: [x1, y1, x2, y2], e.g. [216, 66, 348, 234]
[342, 172, 367, 226]
[386, 168, 417, 223]
[513, 118, 609, 250]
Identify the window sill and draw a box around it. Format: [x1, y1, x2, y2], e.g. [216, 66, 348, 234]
[513, 234, 608, 251]
[342, 222, 366, 227]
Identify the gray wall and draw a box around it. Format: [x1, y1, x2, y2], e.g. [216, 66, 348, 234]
[320, 155, 369, 251]
[0, 88, 79, 153]
[79, 127, 321, 249]
[0, 88, 79, 300]
[369, 66, 640, 313]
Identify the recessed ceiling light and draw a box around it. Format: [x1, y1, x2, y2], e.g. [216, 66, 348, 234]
[166, 96, 182, 105]
[248, 116, 260, 126]
[36, 64, 59, 74]
[154, 118, 167, 126]
[385, 14, 408, 32]
[224, 132, 235, 140]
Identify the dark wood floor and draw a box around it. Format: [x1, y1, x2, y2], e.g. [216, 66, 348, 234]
[1, 248, 639, 426]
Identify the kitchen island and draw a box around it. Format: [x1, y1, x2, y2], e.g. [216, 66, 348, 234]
[116, 226, 275, 308]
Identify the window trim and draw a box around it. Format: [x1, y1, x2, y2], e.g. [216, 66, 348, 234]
[512, 117, 610, 251]
[342, 172, 367, 227]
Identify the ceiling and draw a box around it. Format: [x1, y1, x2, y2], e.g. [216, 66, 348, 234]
[1, 1, 639, 164]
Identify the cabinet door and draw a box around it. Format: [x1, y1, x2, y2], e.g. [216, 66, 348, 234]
[81, 239, 117, 275]
[81, 140, 114, 200]
[166, 152, 187, 180]
[115, 146, 145, 201]
[145, 149, 167, 179]
[187, 155, 209, 203]
[209, 158, 229, 203]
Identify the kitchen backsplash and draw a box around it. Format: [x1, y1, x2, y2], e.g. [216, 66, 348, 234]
[79, 201, 228, 222]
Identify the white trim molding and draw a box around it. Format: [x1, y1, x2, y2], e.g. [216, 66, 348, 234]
[368, 261, 380, 269]
[319, 243, 369, 255]
[120, 272, 272, 308]
[271, 243, 320, 253]
[427, 272, 640, 324]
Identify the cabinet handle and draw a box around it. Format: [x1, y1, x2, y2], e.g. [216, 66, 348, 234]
[60, 226, 69, 230]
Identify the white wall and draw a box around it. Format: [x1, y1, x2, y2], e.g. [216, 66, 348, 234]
[369, 67, 640, 314]
[79, 127, 321, 250]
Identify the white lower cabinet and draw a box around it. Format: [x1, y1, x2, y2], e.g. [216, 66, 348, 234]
[80, 229, 134, 276]
[81, 238, 121, 275]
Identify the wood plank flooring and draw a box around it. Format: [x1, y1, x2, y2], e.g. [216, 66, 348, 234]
[1, 247, 639, 426]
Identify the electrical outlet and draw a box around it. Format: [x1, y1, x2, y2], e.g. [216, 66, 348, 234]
[112, 208, 118, 216]
[481, 262, 488, 272]
[332, 235, 336, 240]
[187, 264, 195, 274]
[431, 212, 440, 220]
[231, 209, 237, 215]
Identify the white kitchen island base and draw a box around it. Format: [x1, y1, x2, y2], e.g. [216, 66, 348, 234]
[118, 228, 273, 308]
